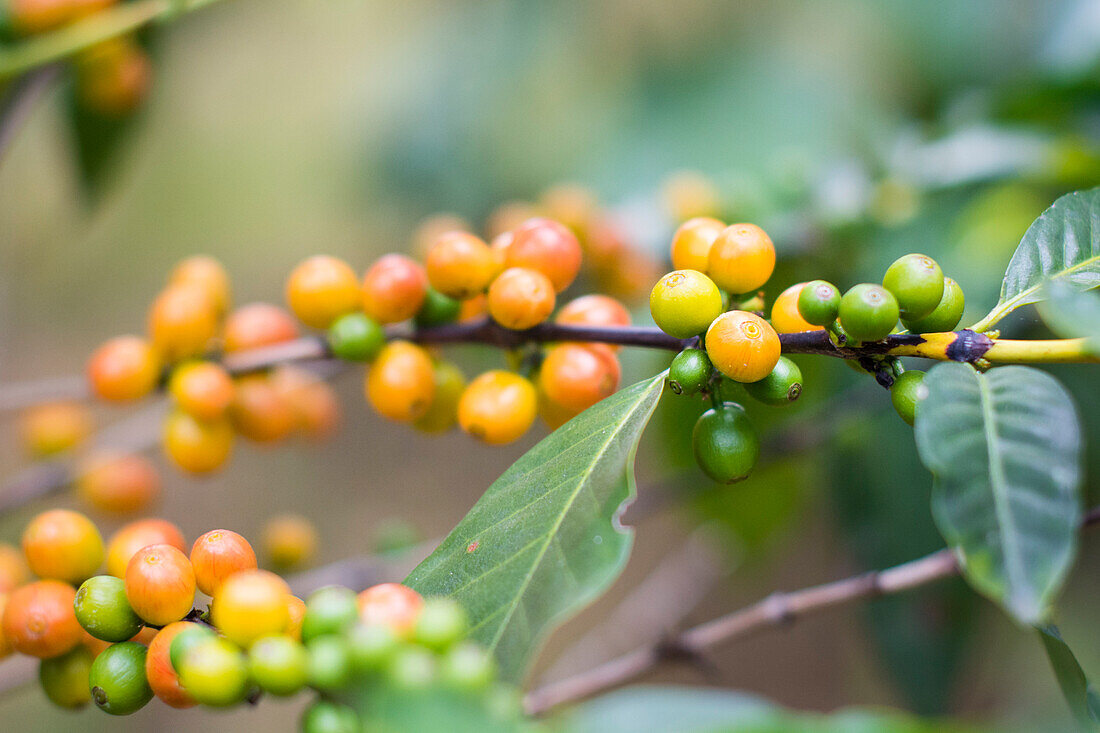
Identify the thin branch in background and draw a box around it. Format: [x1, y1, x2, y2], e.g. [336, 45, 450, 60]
[0, 64, 61, 162]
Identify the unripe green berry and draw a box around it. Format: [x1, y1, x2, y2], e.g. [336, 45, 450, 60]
[177, 638, 249, 707]
[668, 348, 712, 396]
[249, 634, 308, 696]
[902, 277, 965, 333]
[302, 700, 360, 733]
[39, 645, 94, 709]
[744, 356, 803, 406]
[891, 370, 927, 426]
[327, 313, 385, 361]
[838, 284, 899, 342]
[386, 645, 436, 691]
[692, 403, 759, 484]
[88, 642, 153, 716]
[414, 597, 467, 651]
[307, 635, 352, 692]
[74, 575, 144, 643]
[439, 641, 496, 691]
[649, 270, 724, 339]
[168, 623, 216, 673]
[348, 623, 399, 674]
[415, 287, 462, 328]
[301, 585, 359, 643]
[796, 280, 841, 326]
[882, 253, 944, 321]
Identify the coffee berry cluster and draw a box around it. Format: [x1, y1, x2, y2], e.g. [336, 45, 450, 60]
[0, 509, 503, 730]
[652, 218, 965, 482]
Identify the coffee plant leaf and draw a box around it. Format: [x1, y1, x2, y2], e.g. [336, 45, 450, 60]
[1037, 625, 1100, 729]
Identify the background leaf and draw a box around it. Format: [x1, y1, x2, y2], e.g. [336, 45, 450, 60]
[1037, 625, 1100, 729]
[405, 374, 666, 683]
[914, 363, 1082, 623]
[1037, 280, 1100, 353]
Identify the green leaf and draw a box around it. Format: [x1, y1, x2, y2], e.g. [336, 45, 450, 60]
[972, 187, 1100, 332]
[1037, 625, 1100, 729]
[405, 374, 667, 683]
[1037, 280, 1100, 354]
[914, 363, 1083, 624]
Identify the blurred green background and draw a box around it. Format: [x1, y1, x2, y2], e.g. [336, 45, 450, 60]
[2, 0, 1100, 729]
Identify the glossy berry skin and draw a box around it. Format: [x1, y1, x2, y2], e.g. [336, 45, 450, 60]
[668, 348, 712, 396]
[707, 223, 776, 294]
[74, 575, 143, 642]
[505, 217, 583, 292]
[327, 312, 385, 361]
[365, 341, 436, 422]
[301, 586, 359, 642]
[903, 277, 965, 333]
[22, 509, 104, 584]
[361, 254, 429, 324]
[124, 544, 196, 626]
[286, 255, 362, 329]
[838, 284, 900, 342]
[223, 303, 300, 353]
[440, 641, 496, 691]
[168, 623, 215, 672]
[86, 336, 161, 402]
[348, 623, 399, 673]
[414, 597, 467, 651]
[189, 529, 257, 596]
[413, 360, 466, 434]
[106, 519, 186, 579]
[168, 361, 235, 420]
[147, 285, 219, 362]
[76, 452, 160, 515]
[357, 583, 423, 638]
[414, 287, 462, 327]
[249, 634, 308, 696]
[555, 294, 631, 351]
[169, 255, 231, 316]
[302, 700, 360, 733]
[744, 356, 803, 406]
[650, 270, 724, 339]
[693, 404, 760, 484]
[211, 569, 291, 648]
[538, 344, 621, 413]
[162, 410, 234, 474]
[426, 231, 498, 299]
[20, 401, 92, 457]
[797, 280, 842, 327]
[146, 622, 197, 708]
[89, 641, 152, 716]
[39, 644, 94, 709]
[670, 217, 725, 272]
[228, 373, 296, 443]
[176, 637, 249, 707]
[307, 634, 352, 691]
[882, 253, 944, 321]
[262, 514, 318, 571]
[457, 370, 538, 445]
[488, 267, 556, 330]
[770, 282, 823, 334]
[705, 311, 781, 383]
[891, 370, 927, 426]
[2, 580, 82, 658]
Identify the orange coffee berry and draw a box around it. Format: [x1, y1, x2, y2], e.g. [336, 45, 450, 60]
[270, 366, 340, 439]
[356, 583, 423, 637]
[125, 544, 196, 626]
[190, 530, 258, 596]
[86, 335, 161, 402]
[770, 282, 822, 334]
[223, 303, 300, 353]
[168, 255, 231, 316]
[457, 370, 538, 445]
[457, 293, 489, 323]
[426, 231, 498, 299]
[670, 216, 725, 273]
[22, 509, 104, 584]
[262, 515, 317, 571]
[228, 374, 296, 443]
[0, 544, 30, 594]
[147, 284, 219, 362]
[145, 622, 198, 708]
[707, 223, 776, 294]
[106, 519, 186, 579]
[705, 310, 782, 383]
[365, 341, 435, 422]
[286, 595, 307, 641]
[285, 255, 362, 329]
[163, 410, 234, 474]
[556, 294, 631, 330]
[488, 267, 556, 330]
[20, 401, 92, 457]
[538, 343, 622, 414]
[1, 580, 82, 658]
[505, 218, 583, 292]
[361, 254, 429, 324]
[211, 569, 291, 648]
[168, 360, 235, 420]
[76, 37, 151, 117]
[76, 452, 160, 515]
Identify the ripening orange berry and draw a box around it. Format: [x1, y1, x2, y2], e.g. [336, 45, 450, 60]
[361, 254, 429, 324]
[75, 37, 150, 117]
[190, 530, 258, 597]
[285, 595, 306, 641]
[168, 255, 231, 316]
[22, 509, 104, 584]
[262, 515, 317, 572]
[707, 223, 776, 294]
[356, 583, 423, 638]
[223, 303, 300, 353]
[365, 341, 435, 422]
[125, 544, 196, 626]
[145, 622, 197, 708]
[168, 361, 235, 420]
[505, 218, 583, 292]
[211, 570, 291, 648]
[269, 366, 340, 439]
[426, 231, 498, 299]
[147, 285, 219, 362]
[555, 295, 631, 351]
[1, 580, 82, 658]
[706, 310, 782, 383]
[163, 410, 234, 474]
[106, 519, 186, 579]
[75, 452, 160, 515]
[770, 282, 823, 334]
[87, 335, 161, 402]
[538, 343, 621, 414]
[20, 401, 92, 457]
[670, 217, 725, 273]
[0, 544, 30, 594]
[285, 255, 362, 329]
[488, 267, 556, 330]
[457, 293, 489, 323]
[228, 374, 296, 443]
[457, 370, 538, 445]
[0, 595, 11, 660]
[489, 231, 513, 271]
[538, 386, 577, 431]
